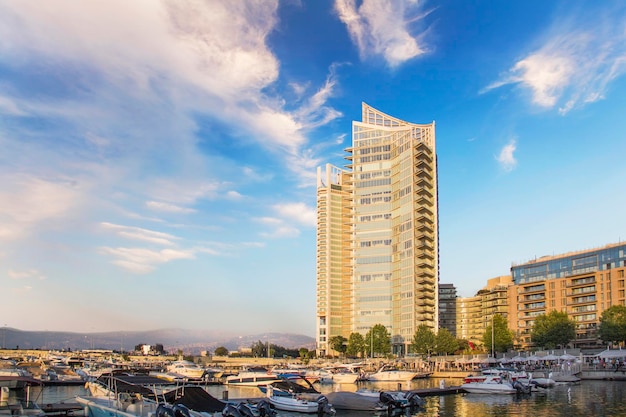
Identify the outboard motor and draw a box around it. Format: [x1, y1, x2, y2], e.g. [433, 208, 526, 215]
[380, 392, 403, 408]
[156, 404, 175, 417]
[256, 399, 276, 417]
[236, 402, 258, 417]
[223, 403, 244, 417]
[316, 396, 335, 417]
[512, 380, 532, 395]
[405, 391, 425, 408]
[172, 404, 192, 417]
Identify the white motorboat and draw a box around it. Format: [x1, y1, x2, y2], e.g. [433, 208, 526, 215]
[366, 365, 419, 382]
[318, 366, 362, 384]
[266, 387, 335, 415]
[461, 374, 531, 394]
[166, 361, 205, 380]
[225, 367, 281, 387]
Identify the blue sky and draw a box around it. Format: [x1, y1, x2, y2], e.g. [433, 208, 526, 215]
[1, 0, 626, 337]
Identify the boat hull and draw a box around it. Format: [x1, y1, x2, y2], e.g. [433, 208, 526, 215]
[461, 383, 518, 394]
[267, 397, 320, 413]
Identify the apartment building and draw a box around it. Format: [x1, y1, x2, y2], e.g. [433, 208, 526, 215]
[455, 276, 513, 348]
[439, 283, 457, 337]
[510, 242, 626, 350]
[316, 103, 438, 356]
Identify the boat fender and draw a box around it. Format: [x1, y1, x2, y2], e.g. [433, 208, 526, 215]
[156, 404, 175, 417]
[172, 404, 191, 417]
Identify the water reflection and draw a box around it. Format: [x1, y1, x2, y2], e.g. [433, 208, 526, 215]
[11, 379, 626, 417]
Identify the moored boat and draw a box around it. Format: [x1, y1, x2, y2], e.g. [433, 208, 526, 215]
[366, 365, 421, 382]
[461, 373, 532, 395]
[225, 367, 281, 387]
[265, 387, 335, 415]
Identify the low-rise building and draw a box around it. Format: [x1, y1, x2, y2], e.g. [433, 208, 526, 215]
[510, 242, 626, 350]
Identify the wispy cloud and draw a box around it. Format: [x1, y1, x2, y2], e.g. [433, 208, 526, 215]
[259, 226, 301, 239]
[496, 139, 517, 172]
[8, 269, 46, 280]
[100, 222, 180, 246]
[145, 201, 197, 214]
[99, 247, 196, 274]
[484, 9, 626, 114]
[0, 174, 82, 240]
[334, 0, 430, 67]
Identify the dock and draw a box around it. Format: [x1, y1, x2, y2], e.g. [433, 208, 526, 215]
[410, 386, 465, 396]
[39, 402, 83, 415]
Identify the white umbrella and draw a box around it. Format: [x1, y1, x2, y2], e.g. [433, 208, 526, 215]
[598, 348, 626, 359]
[526, 355, 541, 362]
[543, 354, 559, 361]
[510, 355, 526, 363]
[481, 357, 498, 365]
[559, 353, 577, 361]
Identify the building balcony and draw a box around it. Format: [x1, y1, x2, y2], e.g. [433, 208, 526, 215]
[523, 296, 546, 302]
[416, 249, 435, 259]
[414, 211, 434, 224]
[415, 185, 434, 198]
[415, 169, 433, 181]
[566, 278, 596, 287]
[521, 304, 546, 312]
[521, 286, 545, 294]
[568, 298, 597, 305]
[415, 175, 433, 188]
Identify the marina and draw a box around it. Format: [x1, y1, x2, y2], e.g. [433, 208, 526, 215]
[3, 378, 626, 417]
[3, 350, 626, 416]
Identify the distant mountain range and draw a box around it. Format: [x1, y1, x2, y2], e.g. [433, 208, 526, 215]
[0, 327, 315, 355]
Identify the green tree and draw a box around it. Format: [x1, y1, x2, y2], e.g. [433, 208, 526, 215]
[410, 325, 436, 356]
[435, 328, 459, 354]
[365, 324, 391, 357]
[531, 310, 576, 349]
[214, 346, 229, 356]
[482, 314, 514, 354]
[599, 305, 626, 345]
[329, 335, 348, 357]
[456, 339, 470, 353]
[346, 332, 366, 358]
[250, 340, 269, 357]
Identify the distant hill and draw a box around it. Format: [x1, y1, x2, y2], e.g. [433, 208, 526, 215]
[0, 327, 315, 355]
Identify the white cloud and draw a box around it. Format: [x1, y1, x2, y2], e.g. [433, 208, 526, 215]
[226, 191, 243, 200]
[334, 0, 429, 67]
[260, 226, 301, 239]
[8, 269, 46, 280]
[146, 201, 197, 214]
[256, 217, 283, 225]
[100, 222, 179, 246]
[0, 174, 81, 240]
[484, 12, 626, 113]
[99, 246, 195, 274]
[273, 202, 316, 227]
[0, 95, 27, 116]
[496, 139, 517, 172]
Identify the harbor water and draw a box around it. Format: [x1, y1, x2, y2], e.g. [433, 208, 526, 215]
[14, 378, 626, 417]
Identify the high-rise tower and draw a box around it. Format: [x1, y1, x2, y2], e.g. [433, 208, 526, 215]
[316, 103, 438, 356]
